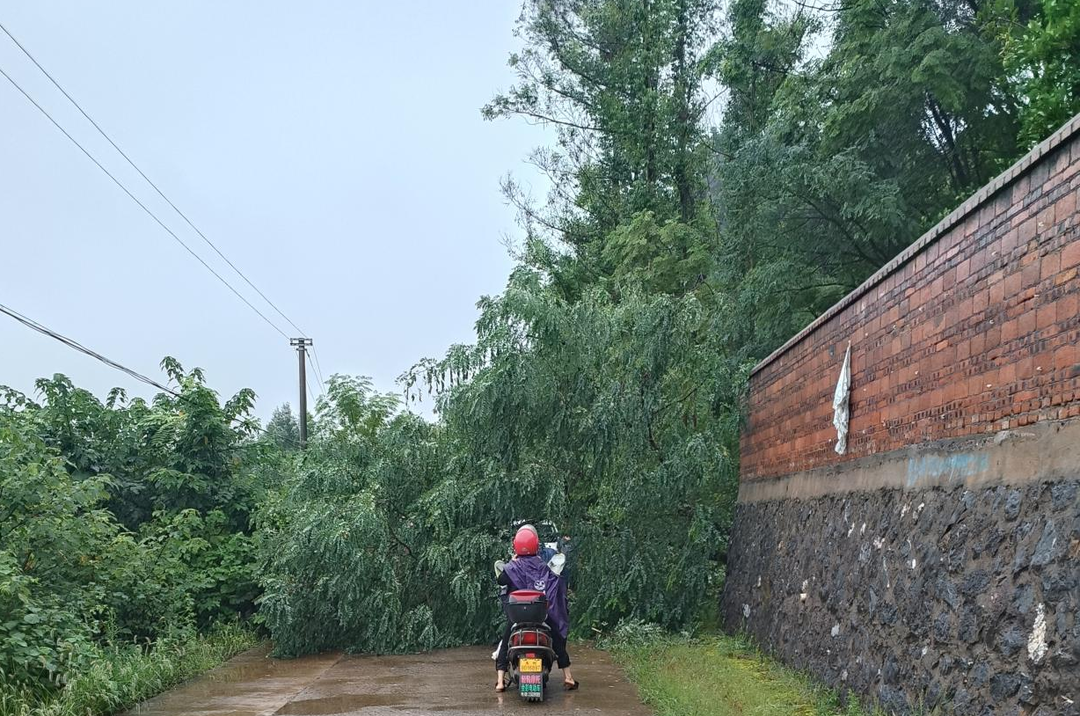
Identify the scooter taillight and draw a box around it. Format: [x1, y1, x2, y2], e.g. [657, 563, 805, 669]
[511, 631, 543, 646]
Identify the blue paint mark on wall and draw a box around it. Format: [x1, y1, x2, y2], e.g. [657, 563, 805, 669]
[906, 452, 989, 488]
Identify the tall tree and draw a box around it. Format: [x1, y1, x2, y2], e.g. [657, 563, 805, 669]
[485, 0, 721, 296]
[264, 403, 301, 452]
[711, 0, 1034, 358]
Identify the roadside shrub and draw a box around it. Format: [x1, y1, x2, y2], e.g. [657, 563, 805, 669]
[0, 362, 264, 692]
[597, 619, 672, 650]
[102, 511, 257, 643]
[0, 622, 258, 716]
[0, 418, 115, 686]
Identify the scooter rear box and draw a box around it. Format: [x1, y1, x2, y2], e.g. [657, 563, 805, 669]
[507, 590, 548, 624]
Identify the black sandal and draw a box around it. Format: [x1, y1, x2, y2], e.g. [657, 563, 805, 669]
[564, 679, 580, 691]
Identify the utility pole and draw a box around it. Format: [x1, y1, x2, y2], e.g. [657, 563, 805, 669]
[290, 337, 313, 448]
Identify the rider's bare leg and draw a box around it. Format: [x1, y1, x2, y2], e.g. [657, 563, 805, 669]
[495, 669, 507, 691]
[563, 666, 576, 686]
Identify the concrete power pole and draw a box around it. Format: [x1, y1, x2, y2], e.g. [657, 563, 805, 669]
[289, 337, 313, 448]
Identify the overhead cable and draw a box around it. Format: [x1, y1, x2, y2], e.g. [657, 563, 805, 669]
[0, 21, 310, 339]
[308, 348, 326, 395]
[0, 301, 276, 438]
[0, 63, 291, 340]
[0, 301, 177, 396]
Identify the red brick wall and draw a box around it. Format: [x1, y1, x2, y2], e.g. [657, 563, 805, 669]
[742, 115, 1080, 482]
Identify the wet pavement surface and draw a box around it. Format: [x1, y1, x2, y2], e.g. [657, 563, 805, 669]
[125, 644, 652, 716]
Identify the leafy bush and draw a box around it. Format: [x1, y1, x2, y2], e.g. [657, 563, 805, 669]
[103, 510, 258, 642]
[1, 360, 264, 692]
[597, 619, 675, 650]
[0, 418, 114, 685]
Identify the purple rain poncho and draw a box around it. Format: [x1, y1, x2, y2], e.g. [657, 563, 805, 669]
[501, 555, 570, 638]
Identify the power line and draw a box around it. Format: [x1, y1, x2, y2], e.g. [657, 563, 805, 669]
[0, 62, 291, 340]
[1, 300, 275, 438]
[0, 301, 177, 396]
[0, 28, 328, 438]
[306, 354, 324, 397]
[305, 355, 320, 403]
[0, 21, 310, 339]
[309, 346, 327, 394]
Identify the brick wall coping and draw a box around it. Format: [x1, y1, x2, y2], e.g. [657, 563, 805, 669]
[750, 111, 1080, 377]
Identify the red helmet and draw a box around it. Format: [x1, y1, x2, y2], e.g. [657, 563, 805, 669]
[513, 526, 539, 556]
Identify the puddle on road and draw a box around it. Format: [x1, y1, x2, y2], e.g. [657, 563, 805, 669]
[276, 695, 405, 715]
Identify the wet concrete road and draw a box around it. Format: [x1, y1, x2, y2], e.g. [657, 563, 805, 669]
[126, 644, 652, 716]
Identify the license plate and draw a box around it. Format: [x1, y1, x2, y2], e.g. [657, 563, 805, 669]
[520, 658, 542, 673]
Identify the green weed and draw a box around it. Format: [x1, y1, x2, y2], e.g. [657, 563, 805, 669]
[609, 627, 881, 716]
[0, 622, 258, 716]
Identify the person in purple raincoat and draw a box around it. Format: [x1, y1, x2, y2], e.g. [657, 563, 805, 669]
[494, 526, 578, 692]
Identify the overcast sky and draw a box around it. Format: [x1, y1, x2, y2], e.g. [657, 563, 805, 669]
[0, 2, 549, 420]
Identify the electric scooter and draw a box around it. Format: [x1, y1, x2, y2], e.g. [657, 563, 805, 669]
[505, 590, 555, 702]
[492, 551, 566, 703]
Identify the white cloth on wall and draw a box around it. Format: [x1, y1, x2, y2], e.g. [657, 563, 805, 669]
[832, 342, 852, 455]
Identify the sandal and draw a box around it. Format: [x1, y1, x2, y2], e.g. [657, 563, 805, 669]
[564, 679, 580, 691]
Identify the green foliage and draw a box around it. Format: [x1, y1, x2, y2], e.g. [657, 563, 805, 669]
[1006, 0, 1080, 146]
[0, 416, 113, 685]
[714, 0, 1028, 323]
[106, 510, 258, 639]
[263, 404, 301, 452]
[485, 0, 720, 286]
[20, 362, 261, 533]
[257, 377, 453, 655]
[0, 622, 258, 716]
[0, 359, 264, 698]
[409, 273, 742, 633]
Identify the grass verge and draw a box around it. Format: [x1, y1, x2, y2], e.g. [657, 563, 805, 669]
[0, 623, 260, 716]
[608, 625, 876, 716]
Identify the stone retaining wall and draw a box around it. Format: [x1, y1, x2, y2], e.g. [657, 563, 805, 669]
[722, 430, 1079, 714]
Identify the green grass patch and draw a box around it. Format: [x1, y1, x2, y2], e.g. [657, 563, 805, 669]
[0, 623, 260, 716]
[610, 628, 875, 716]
